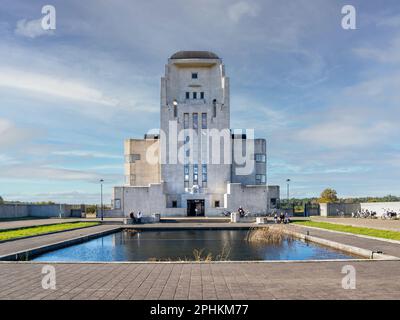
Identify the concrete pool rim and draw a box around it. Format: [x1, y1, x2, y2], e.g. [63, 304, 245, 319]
[0, 225, 399, 262]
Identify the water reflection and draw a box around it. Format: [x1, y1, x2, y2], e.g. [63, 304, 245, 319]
[32, 230, 358, 262]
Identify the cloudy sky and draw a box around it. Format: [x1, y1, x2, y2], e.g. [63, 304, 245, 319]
[0, 0, 399, 204]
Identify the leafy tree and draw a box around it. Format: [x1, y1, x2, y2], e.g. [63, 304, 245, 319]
[0, 196, 3, 205]
[319, 188, 338, 203]
[85, 205, 97, 214]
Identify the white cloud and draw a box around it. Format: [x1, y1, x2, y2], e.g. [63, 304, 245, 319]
[227, 2, 258, 23]
[297, 120, 393, 148]
[0, 164, 121, 183]
[0, 67, 118, 106]
[52, 150, 122, 159]
[0, 118, 40, 148]
[376, 15, 400, 27]
[353, 35, 400, 64]
[14, 18, 53, 38]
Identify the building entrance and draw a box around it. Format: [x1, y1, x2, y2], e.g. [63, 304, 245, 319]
[187, 200, 205, 216]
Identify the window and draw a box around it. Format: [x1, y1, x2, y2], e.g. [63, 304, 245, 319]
[201, 113, 207, 129]
[173, 105, 177, 118]
[186, 92, 190, 99]
[255, 174, 266, 184]
[200, 92, 204, 99]
[214, 201, 220, 208]
[184, 113, 189, 129]
[193, 164, 198, 184]
[172, 200, 177, 208]
[125, 154, 140, 163]
[192, 72, 198, 79]
[270, 198, 277, 206]
[202, 164, 207, 187]
[213, 99, 217, 117]
[186, 149, 190, 157]
[113, 199, 121, 210]
[185, 135, 190, 144]
[125, 174, 135, 185]
[193, 113, 198, 130]
[184, 165, 189, 182]
[255, 154, 266, 162]
[193, 92, 197, 99]
[202, 164, 207, 181]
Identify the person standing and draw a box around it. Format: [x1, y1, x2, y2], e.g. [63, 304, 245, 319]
[129, 211, 135, 224]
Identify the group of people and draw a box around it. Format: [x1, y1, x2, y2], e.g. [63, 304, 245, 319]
[129, 211, 142, 224]
[274, 212, 290, 224]
[238, 206, 247, 218]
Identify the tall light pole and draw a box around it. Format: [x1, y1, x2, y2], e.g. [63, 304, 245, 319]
[100, 179, 104, 221]
[286, 179, 291, 202]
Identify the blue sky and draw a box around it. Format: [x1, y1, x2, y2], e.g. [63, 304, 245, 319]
[0, 0, 399, 204]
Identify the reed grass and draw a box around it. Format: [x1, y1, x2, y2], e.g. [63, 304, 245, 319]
[245, 226, 294, 244]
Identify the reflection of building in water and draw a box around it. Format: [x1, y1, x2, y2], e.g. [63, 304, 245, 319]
[112, 51, 279, 217]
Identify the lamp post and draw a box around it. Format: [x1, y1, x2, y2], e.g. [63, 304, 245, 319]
[286, 179, 291, 202]
[100, 179, 104, 221]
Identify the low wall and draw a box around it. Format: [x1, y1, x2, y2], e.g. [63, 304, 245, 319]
[0, 204, 84, 219]
[0, 205, 29, 219]
[320, 202, 400, 217]
[360, 202, 400, 217]
[320, 203, 360, 217]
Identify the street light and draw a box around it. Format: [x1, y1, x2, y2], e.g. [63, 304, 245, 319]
[100, 179, 104, 221]
[286, 179, 291, 202]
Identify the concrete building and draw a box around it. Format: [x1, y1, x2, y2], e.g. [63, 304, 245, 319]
[112, 51, 279, 217]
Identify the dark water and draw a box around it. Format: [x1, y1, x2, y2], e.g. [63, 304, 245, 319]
[32, 230, 359, 262]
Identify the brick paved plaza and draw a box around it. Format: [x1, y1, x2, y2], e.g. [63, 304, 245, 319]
[0, 218, 400, 300]
[1, 260, 399, 300]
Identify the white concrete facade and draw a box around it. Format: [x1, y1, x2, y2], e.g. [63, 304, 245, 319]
[112, 51, 279, 217]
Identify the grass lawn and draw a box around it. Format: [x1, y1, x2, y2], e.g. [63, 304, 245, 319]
[294, 221, 400, 241]
[0, 222, 100, 241]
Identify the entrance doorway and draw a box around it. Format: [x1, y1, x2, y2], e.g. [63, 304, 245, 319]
[187, 200, 205, 216]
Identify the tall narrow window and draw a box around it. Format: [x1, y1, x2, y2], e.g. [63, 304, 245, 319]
[184, 165, 189, 188]
[184, 164, 189, 180]
[202, 164, 207, 180]
[202, 164, 207, 188]
[185, 92, 190, 99]
[192, 113, 198, 130]
[174, 105, 177, 118]
[201, 113, 207, 129]
[184, 113, 189, 129]
[193, 164, 198, 184]
[193, 92, 197, 99]
[200, 92, 204, 99]
[213, 99, 217, 117]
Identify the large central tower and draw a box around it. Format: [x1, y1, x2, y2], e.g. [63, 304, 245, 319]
[160, 51, 231, 211]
